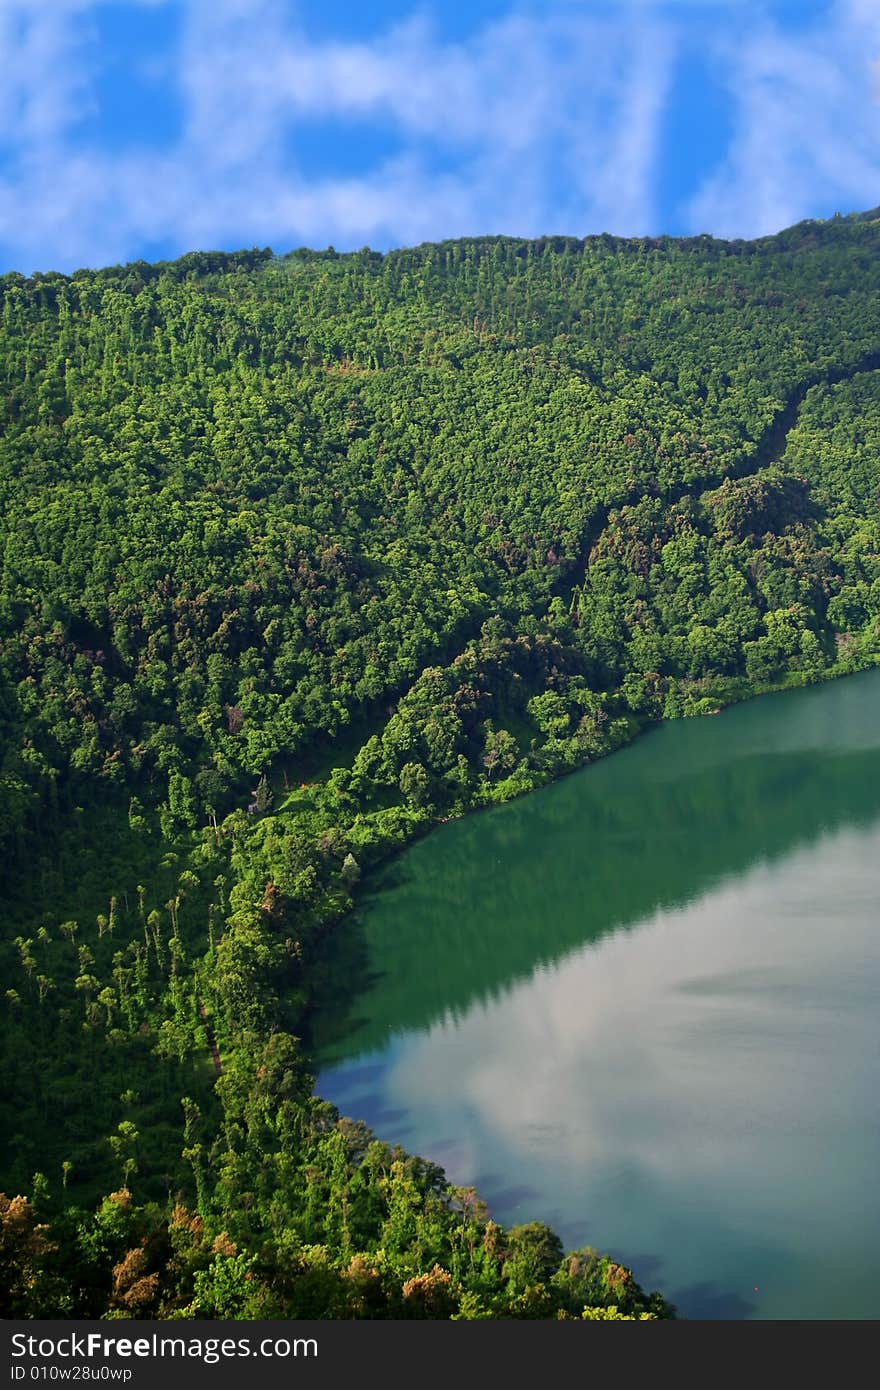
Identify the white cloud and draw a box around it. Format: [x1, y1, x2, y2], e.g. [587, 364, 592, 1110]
[0, 0, 677, 272]
[0, 1, 96, 144]
[171, 1, 677, 250]
[1, 0, 879, 272]
[687, 0, 880, 237]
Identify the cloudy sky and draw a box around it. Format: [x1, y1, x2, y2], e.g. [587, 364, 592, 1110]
[0, 0, 878, 274]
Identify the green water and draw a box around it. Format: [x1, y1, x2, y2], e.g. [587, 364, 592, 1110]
[314, 670, 880, 1319]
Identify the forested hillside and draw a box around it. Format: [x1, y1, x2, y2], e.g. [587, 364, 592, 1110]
[3, 212, 880, 1318]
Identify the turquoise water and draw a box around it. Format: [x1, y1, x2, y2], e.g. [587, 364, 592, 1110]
[315, 670, 880, 1318]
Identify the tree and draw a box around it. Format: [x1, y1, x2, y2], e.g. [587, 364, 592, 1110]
[398, 761, 430, 807]
[254, 775, 273, 814]
[340, 852, 360, 889]
[108, 1122, 140, 1187]
[480, 722, 518, 778]
[0, 1194, 51, 1317]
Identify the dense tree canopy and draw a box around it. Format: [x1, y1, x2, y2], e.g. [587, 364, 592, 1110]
[3, 210, 880, 1318]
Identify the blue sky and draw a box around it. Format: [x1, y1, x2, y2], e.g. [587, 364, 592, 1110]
[0, 0, 878, 274]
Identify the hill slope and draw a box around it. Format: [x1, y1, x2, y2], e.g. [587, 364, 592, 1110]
[3, 213, 880, 1317]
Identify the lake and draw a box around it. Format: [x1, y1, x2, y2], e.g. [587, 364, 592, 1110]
[313, 669, 880, 1319]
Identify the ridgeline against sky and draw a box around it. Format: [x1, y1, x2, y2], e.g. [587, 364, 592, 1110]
[1, 0, 880, 274]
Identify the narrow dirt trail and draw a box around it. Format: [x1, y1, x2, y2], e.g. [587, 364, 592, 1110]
[198, 998, 222, 1075]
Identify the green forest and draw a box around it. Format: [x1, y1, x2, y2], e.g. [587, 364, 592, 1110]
[3, 209, 880, 1319]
